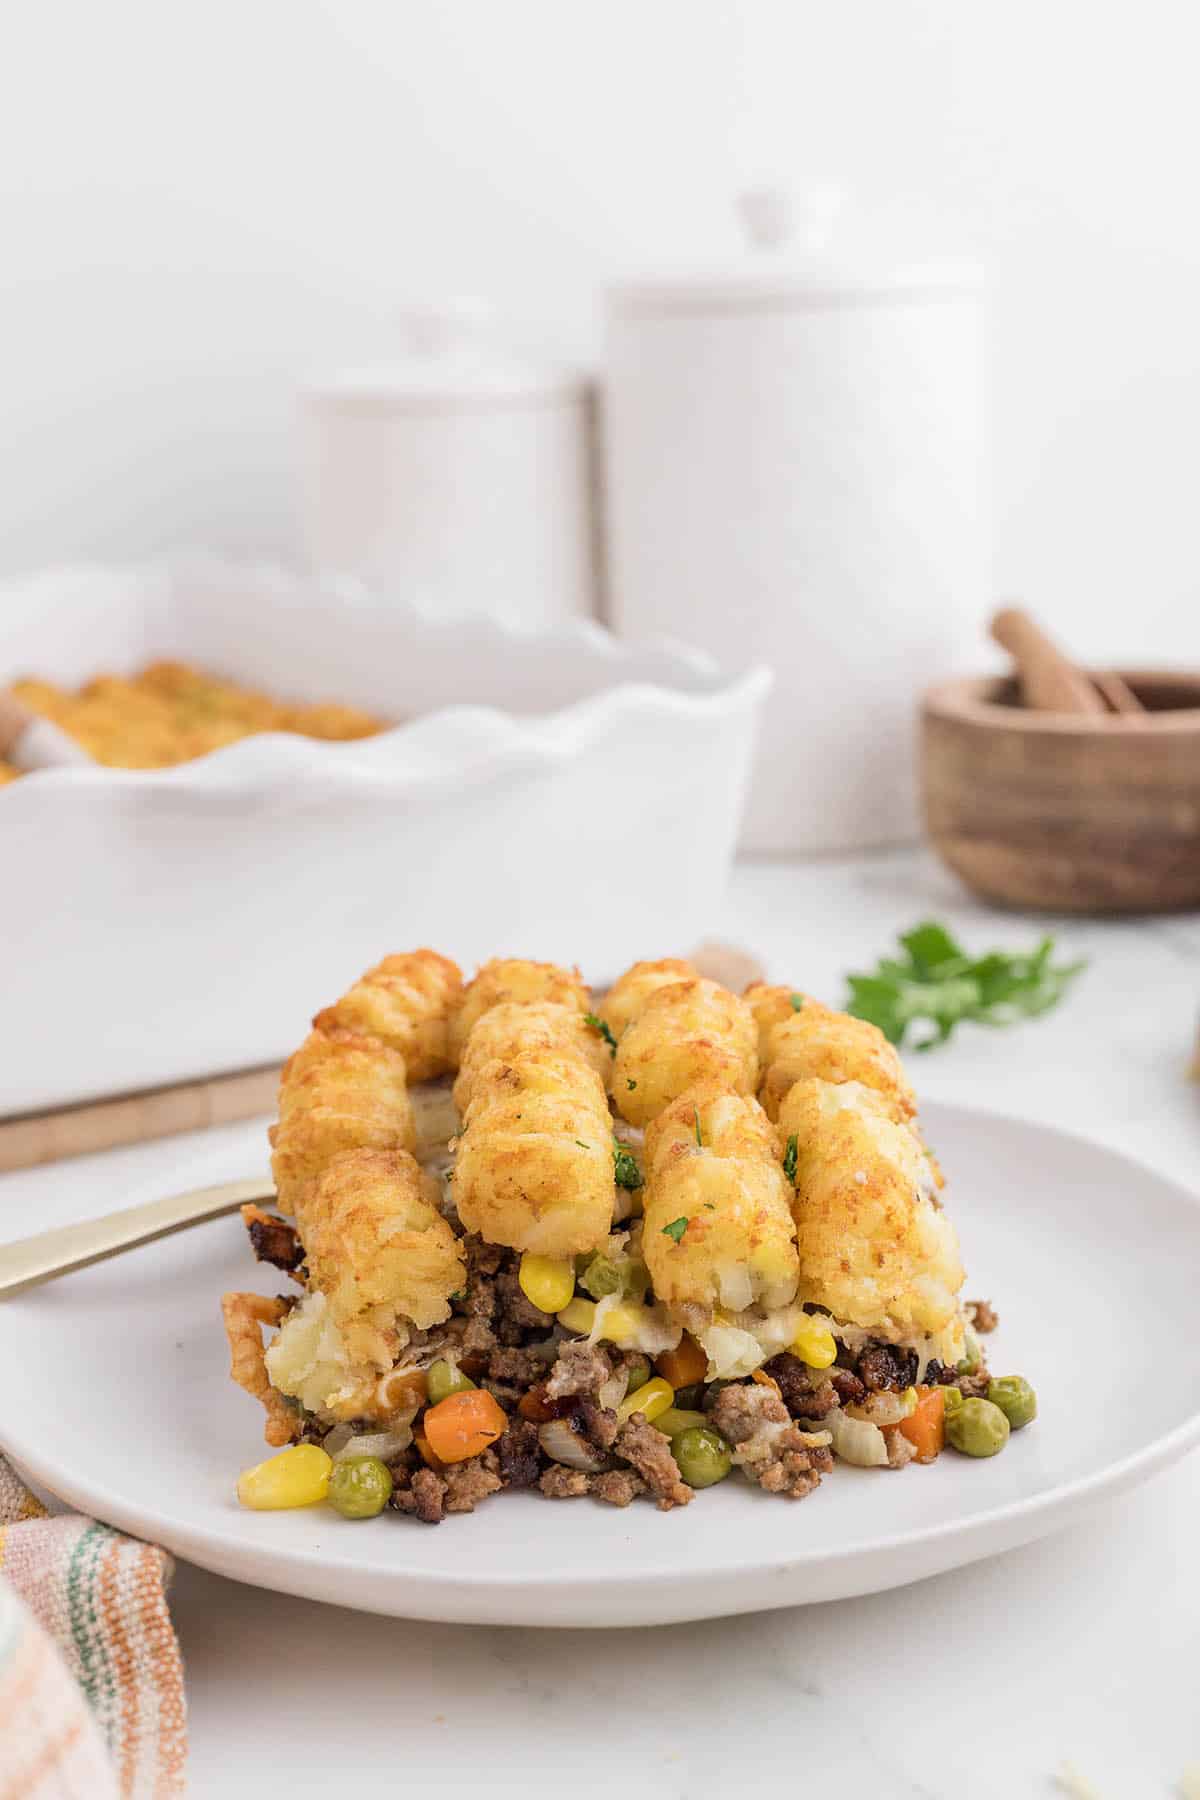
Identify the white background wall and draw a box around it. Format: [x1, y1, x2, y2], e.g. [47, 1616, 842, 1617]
[2, 0, 1197, 662]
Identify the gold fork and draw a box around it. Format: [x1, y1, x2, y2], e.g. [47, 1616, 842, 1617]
[0, 1178, 273, 1298]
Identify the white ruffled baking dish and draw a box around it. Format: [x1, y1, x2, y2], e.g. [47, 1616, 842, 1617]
[0, 561, 770, 1116]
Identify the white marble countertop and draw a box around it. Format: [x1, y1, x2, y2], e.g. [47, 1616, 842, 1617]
[6, 850, 1200, 1798]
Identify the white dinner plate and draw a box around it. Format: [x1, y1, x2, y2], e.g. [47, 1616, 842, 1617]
[2, 1103, 1198, 1628]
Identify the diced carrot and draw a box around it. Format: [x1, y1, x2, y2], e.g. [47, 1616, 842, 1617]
[517, 1383, 558, 1424]
[655, 1333, 707, 1389]
[414, 1432, 444, 1472]
[422, 1389, 508, 1464]
[898, 1386, 945, 1463]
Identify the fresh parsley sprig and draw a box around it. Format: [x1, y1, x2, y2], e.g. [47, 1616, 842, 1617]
[845, 921, 1085, 1052]
[613, 1139, 644, 1191]
[584, 1012, 617, 1054]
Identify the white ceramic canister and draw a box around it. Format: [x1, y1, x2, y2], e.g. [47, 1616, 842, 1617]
[305, 303, 598, 626]
[604, 192, 986, 852]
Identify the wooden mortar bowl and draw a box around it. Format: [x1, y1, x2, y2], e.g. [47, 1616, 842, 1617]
[921, 670, 1200, 914]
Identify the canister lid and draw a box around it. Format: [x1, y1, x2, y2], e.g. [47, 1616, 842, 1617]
[609, 187, 982, 316]
[308, 300, 587, 413]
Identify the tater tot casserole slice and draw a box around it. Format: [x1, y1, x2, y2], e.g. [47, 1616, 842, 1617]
[224, 951, 1031, 1525]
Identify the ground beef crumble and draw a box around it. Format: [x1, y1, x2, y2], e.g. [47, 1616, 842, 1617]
[708, 1382, 833, 1501]
[392, 1465, 446, 1525]
[243, 1208, 306, 1278]
[764, 1353, 838, 1419]
[544, 1340, 614, 1401]
[884, 1429, 916, 1471]
[857, 1342, 920, 1392]
[539, 1463, 588, 1498]
[497, 1420, 541, 1489]
[966, 1297, 999, 1333]
[613, 1415, 692, 1510]
[829, 1367, 867, 1407]
[443, 1451, 503, 1513]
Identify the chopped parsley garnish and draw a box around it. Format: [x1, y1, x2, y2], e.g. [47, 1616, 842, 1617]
[613, 1141, 644, 1191]
[661, 1216, 688, 1243]
[693, 1108, 704, 1148]
[584, 1012, 617, 1054]
[626, 1078, 637, 1090]
[783, 1132, 798, 1183]
[845, 920, 1085, 1051]
[574, 1139, 589, 1150]
[790, 992, 805, 1011]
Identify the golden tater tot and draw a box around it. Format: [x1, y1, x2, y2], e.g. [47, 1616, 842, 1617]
[759, 1001, 915, 1123]
[270, 1027, 415, 1218]
[448, 957, 590, 1063]
[643, 1085, 799, 1313]
[265, 1148, 465, 1413]
[598, 958, 697, 1044]
[453, 1044, 614, 1257]
[0, 761, 20, 786]
[613, 978, 758, 1127]
[314, 949, 463, 1082]
[743, 982, 812, 1066]
[779, 1078, 963, 1339]
[452, 999, 611, 1113]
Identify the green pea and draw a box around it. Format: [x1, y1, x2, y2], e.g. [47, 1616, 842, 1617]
[940, 1384, 965, 1424]
[624, 1354, 651, 1395]
[652, 1407, 708, 1439]
[426, 1359, 475, 1407]
[945, 1396, 1010, 1458]
[956, 1325, 982, 1376]
[328, 1456, 393, 1519]
[987, 1376, 1037, 1431]
[672, 1425, 733, 1489]
[580, 1256, 623, 1300]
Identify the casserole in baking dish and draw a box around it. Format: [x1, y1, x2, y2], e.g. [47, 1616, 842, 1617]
[0, 561, 768, 1116]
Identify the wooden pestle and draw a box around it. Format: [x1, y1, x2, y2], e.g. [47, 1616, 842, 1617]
[989, 608, 1108, 714]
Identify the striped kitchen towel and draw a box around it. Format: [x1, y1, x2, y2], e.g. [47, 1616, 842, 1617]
[0, 1456, 186, 1798]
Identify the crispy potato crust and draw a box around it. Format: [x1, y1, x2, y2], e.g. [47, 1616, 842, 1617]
[613, 978, 758, 1127]
[448, 958, 590, 1063]
[643, 1084, 799, 1311]
[302, 1147, 465, 1364]
[759, 1002, 915, 1123]
[454, 1045, 614, 1257]
[744, 982, 812, 1066]
[452, 999, 611, 1113]
[314, 949, 463, 1082]
[221, 1292, 296, 1447]
[779, 1078, 963, 1337]
[598, 958, 698, 1044]
[270, 1027, 416, 1218]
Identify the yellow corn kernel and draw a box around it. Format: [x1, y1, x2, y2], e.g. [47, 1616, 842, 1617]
[594, 1301, 643, 1346]
[557, 1296, 597, 1335]
[790, 1314, 837, 1370]
[617, 1375, 674, 1426]
[519, 1252, 577, 1315]
[237, 1444, 332, 1511]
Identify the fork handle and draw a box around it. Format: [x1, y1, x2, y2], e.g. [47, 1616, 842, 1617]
[0, 1177, 274, 1298]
